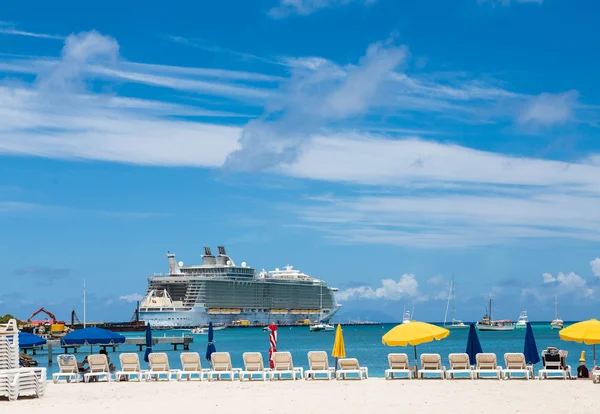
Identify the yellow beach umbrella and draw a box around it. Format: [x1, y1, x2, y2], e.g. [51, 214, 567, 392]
[382, 321, 450, 370]
[332, 324, 346, 369]
[559, 319, 600, 366]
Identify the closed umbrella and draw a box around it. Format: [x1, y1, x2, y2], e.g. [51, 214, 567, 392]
[206, 322, 216, 363]
[267, 323, 278, 369]
[382, 321, 450, 375]
[559, 318, 600, 366]
[466, 323, 483, 366]
[331, 324, 346, 370]
[143, 323, 153, 363]
[523, 322, 540, 367]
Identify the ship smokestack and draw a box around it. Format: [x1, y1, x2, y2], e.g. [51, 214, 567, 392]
[167, 252, 181, 274]
[202, 246, 216, 265]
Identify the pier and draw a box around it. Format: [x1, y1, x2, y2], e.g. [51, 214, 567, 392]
[38, 335, 193, 365]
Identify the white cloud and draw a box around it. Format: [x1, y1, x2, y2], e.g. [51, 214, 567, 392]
[591, 258, 600, 277]
[269, 0, 376, 18]
[119, 293, 143, 303]
[542, 272, 556, 283]
[517, 91, 579, 128]
[225, 37, 407, 169]
[336, 274, 419, 301]
[542, 272, 592, 297]
[0, 22, 63, 40]
[37, 31, 119, 94]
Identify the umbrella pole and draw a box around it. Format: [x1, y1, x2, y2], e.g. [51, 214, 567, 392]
[413, 345, 418, 378]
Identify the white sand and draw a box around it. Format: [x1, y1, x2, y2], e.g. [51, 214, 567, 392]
[7, 379, 597, 414]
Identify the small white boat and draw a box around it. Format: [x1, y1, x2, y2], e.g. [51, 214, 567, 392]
[515, 311, 528, 329]
[444, 275, 469, 330]
[476, 293, 515, 331]
[309, 323, 334, 332]
[191, 327, 207, 334]
[550, 296, 564, 330]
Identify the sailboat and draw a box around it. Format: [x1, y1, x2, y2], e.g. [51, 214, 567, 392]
[310, 280, 334, 332]
[550, 296, 564, 330]
[443, 275, 468, 330]
[476, 293, 514, 331]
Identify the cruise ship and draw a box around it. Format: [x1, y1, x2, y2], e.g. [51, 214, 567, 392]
[139, 247, 341, 328]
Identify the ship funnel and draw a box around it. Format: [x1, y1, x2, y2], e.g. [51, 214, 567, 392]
[217, 246, 227, 255]
[167, 253, 181, 274]
[202, 246, 216, 265]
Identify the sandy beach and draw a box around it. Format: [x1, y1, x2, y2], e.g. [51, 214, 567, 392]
[6, 379, 597, 414]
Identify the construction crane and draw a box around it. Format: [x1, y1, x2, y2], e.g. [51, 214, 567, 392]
[27, 307, 63, 324]
[26, 308, 66, 336]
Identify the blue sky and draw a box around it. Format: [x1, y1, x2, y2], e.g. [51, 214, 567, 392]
[1, 0, 599, 323]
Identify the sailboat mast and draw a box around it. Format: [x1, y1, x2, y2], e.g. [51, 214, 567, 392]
[444, 283, 451, 327]
[83, 279, 87, 329]
[555, 296, 559, 320]
[489, 293, 493, 322]
[451, 274, 456, 322]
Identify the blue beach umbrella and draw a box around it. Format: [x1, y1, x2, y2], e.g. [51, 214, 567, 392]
[144, 323, 153, 363]
[466, 323, 483, 365]
[524, 322, 540, 366]
[206, 322, 216, 362]
[61, 327, 126, 346]
[18, 332, 46, 348]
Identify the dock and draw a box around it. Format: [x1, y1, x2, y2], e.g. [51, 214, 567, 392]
[36, 336, 193, 365]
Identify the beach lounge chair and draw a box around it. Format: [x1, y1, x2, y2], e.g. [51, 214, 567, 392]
[0, 367, 47, 401]
[208, 352, 241, 381]
[475, 353, 503, 379]
[148, 352, 177, 381]
[271, 352, 303, 380]
[539, 348, 571, 380]
[446, 353, 473, 379]
[503, 353, 532, 380]
[115, 353, 145, 382]
[305, 351, 335, 380]
[384, 353, 412, 380]
[240, 352, 270, 381]
[52, 354, 79, 384]
[84, 354, 112, 382]
[336, 358, 368, 380]
[178, 352, 209, 381]
[418, 354, 446, 379]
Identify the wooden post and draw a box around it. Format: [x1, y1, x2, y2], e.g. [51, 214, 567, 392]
[48, 343, 53, 366]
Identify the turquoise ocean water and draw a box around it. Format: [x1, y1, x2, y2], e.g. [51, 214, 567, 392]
[32, 323, 594, 378]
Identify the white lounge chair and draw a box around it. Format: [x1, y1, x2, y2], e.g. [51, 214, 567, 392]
[84, 354, 112, 382]
[475, 353, 503, 379]
[503, 353, 531, 380]
[240, 352, 271, 381]
[178, 352, 209, 381]
[418, 354, 446, 379]
[208, 352, 241, 381]
[0, 368, 47, 401]
[539, 349, 571, 380]
[271, 352, 303, 380]
[385, 353, 412, 380]
[305, 351, 335, 380]
[336, 358, 368, 380]
[446, 353, 473, 379]
[148, 352, 177, 381]
[52, 354, 80, 383]
[115, 353, 145, 382]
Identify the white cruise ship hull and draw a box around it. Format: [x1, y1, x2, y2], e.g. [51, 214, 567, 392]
[141, 306, 342, 328]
